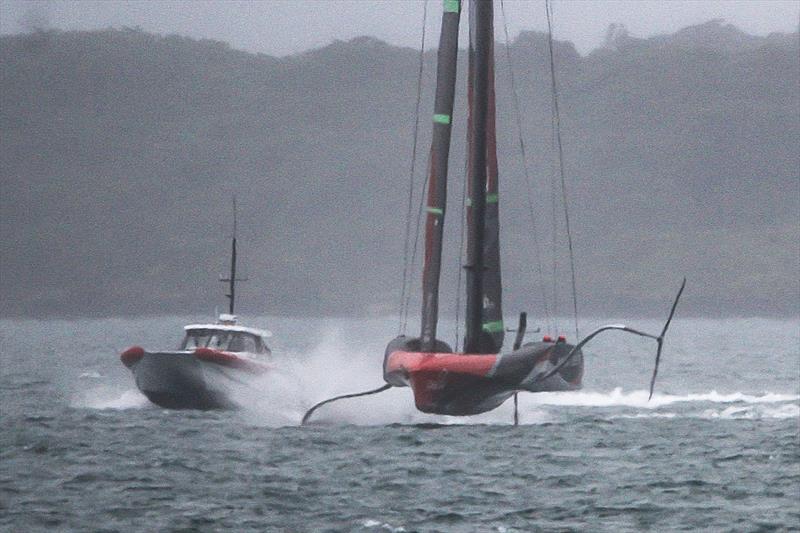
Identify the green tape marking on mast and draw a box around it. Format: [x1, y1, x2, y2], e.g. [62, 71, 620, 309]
[466, 194, 498, 207]
[482, 320, 504, 333]
[443, 0, 460, 13]
[426, 206, 444, 215]
[433, 114, 451, 125]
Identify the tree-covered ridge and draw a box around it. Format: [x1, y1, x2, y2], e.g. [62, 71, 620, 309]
[1, 22, 797, 318]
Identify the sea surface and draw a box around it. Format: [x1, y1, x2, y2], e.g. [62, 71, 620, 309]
[1, 315, 798, 532]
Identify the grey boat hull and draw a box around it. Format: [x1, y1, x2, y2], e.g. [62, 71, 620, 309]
[130, 351, 236, 410]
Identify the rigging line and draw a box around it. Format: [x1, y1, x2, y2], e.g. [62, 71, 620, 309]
[545, 0, 579, 339]
[398, 0, 429, 335]
[404, 171, 431, 332]
[550, 111, 559, 336]
[546, 0, 559, 335]
[548, 34, 560, 337]
[454, 153, 469, 352]
[499, 0, 552, 330]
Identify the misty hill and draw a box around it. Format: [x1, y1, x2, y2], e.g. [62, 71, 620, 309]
[1, 21, 798, 320]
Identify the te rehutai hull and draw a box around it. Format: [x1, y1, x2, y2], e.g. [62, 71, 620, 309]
[383, 335, 583, 415]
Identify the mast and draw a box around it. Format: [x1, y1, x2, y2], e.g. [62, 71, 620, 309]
[221, 196, 243, 315]
[419, 0, 462, 352]
[482, 24, 504, 353]
[228, 200, 237, 314]
[466, 0, 503, 353]
[464, 0, 492, 354]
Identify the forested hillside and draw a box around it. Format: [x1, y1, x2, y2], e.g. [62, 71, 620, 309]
[1, 21, 797, 318]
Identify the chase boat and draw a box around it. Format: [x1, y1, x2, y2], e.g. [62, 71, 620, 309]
[121, 198, 274, 409]
[121, 314, 272, 409]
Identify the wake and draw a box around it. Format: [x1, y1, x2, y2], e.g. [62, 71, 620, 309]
[73, 385, 151, 410]
[526, 388, 798, 408]
[75, 327, 799, 425]
[522, 388, 800, 422]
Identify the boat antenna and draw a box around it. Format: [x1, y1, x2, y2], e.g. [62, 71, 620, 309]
[220, 196, 247, 315]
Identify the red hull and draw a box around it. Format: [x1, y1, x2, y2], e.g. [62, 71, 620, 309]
[192, 347, 270, 374]
[386, 351, 499, 413]
[383, 336, 583, 415]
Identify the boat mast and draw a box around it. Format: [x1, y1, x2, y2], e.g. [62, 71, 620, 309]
[482, 25, 504, 353]
[419, 0, 462, 352]
[464, 0, 492, 354]
[466, 0, 503, 353]
[221, 196, 240, 315]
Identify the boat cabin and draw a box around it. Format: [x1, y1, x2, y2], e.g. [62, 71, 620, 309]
[181, 323, 272, 357]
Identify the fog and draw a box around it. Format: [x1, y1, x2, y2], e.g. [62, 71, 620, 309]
[1, 0, 798, 56]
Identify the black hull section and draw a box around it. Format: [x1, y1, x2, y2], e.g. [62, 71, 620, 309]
[500, 341, 584, 393]
[130, 352, 235, 410]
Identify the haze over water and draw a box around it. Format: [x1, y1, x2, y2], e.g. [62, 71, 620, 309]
[1, 315, 798, 531]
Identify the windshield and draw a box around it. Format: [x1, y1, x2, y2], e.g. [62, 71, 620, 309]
[181, 331, 210, 349]
[180, 329, 262, 353]
[181, 330, 230, 350]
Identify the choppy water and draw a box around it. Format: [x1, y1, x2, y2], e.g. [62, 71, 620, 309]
[1, 316, 798, 531]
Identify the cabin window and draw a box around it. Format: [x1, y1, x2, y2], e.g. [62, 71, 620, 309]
[182, 332, 211, 350]
[208, 332, 230, 350]
[226, 334, 258, 353]
[181, 329, 263, 353]
[228, 334, 245, 352]
[242, 335, 258, 353]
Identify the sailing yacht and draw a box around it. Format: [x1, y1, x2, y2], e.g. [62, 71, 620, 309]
[302, 0, 683, 424]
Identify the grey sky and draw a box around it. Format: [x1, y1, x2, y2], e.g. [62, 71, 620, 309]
[1, 0, 798, 56]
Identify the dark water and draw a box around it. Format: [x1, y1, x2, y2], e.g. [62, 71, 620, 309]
[2, 316, 798, 531]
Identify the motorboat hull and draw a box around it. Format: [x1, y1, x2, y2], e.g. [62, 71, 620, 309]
[121, 347, 268, 410]
[383, 336, 583, 416]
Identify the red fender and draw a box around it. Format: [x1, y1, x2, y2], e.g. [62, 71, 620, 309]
[120, 346, 145, 368]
